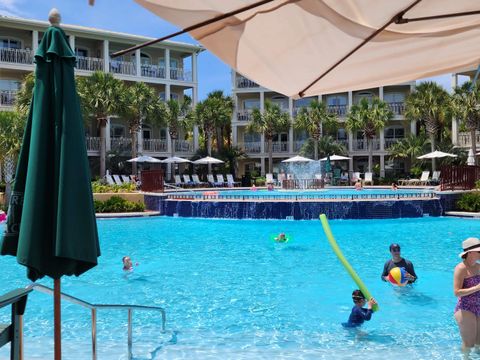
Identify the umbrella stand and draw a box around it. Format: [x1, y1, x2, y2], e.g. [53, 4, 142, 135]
[54, 279, 61, 360]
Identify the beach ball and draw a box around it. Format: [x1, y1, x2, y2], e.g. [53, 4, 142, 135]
[388, 267, 408, 286]
[0, 211, 6, 223]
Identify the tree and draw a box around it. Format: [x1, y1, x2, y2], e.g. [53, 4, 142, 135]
[294, 99, 338, 160]
[405, 81, 450, 171]
[247, 100, 290, 174]
[77, 71, 125, 177]
[14, 73, 35, 118]
[346, 97, 393, 172]
[123, 82, 164, 174]
[162, 96, 193, 158]
[452, 81, 480, 165]
[300, 135, 347, 159]
[388, 133, 429, 168]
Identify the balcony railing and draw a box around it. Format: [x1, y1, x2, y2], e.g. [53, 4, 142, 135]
[0, 90, 17, 107]
[86, 137, 101, 152]
[384, 138, 402, 149]
[174, 140, 193, 152]
[0, 48, 33, 65]
[143, 138, 167, 152]
[388, 101, 405, 116]
[237, 109, 254, 121]
[111, 137, 132, 152]
[242, 142, 262, 153]
[76, 56, 104, 72]
[109, 60, 136, 76]
[170, 68, 192, 82]
[327, 104, 347, 116]
[236, 76, 260, 88]
[353, 139, 380, 151]
[268, 141, 289, 153]
[458, 132, 480, 148]
[141, 64, 166, 79]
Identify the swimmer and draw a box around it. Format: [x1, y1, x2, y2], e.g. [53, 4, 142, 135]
[354, 180, 363, 191]
[343, 290, 377, 328]
[267, 183, 274, 191]
[391, 182, 398, 191]
[251, 184, 258, 191]
[274, 233, 287, 243]
[122, 256, 138, 271]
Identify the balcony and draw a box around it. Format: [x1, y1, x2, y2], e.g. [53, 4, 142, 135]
[143, 138, 167, 152]
[236, 76, 260, 88]
[141, 64, 166, 79]
[388, 102, 405, 116]
[170, 68, 192, 82]
[237, 109, 254, 121]
[241, 142, 261, 153]
[384, 138, 402, 149]
[109, 60, 136, 76]
[0, 90, 17, 107]
[86, 137, 101, 152]
[353, 139, 380, 151]
[268, 141, 289, 153]
[0, 48, 33, 65]
[458, 132, 480, 148]
[327, 104, 347, 117]
[111, 137, 132, 153]
[174, 140, 193, 152]
[76, 56, 104, 72]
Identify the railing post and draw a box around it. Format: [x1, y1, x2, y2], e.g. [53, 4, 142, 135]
[91, 308, 97, 360]
[127, 309, 133, 360]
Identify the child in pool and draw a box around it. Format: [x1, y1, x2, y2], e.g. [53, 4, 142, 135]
[343, 289, 377, 327]
[122, 256, 138, 271]
[274, 233, 287, 243]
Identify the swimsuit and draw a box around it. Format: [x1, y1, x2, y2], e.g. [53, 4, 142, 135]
[455, 274, 480, 317]
[342, 306, 373, 328]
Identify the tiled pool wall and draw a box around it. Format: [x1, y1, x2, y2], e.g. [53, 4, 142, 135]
[144, 192, 462, 220]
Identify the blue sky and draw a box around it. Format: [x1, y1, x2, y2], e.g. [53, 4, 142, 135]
[0, 0, 461, 100]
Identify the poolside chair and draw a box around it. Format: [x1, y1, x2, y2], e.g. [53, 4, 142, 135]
[192, 174, 206, 187]
[174, 174, 184, 187]
[430, 170, 441, 185]
[226, 174, 240, 187]
[207, 174, 222, 187]
[112, 174, 123, 185]
[333, 168, 341, 185]
[183, 174, 195, 187]
[105, 174, 116, 186]
[351, 172, 361, 185]
[416, 171, 430, 185]
[266, 173, 275, 185]
[364, 172, 374, 186]
[121, 175, 131, 184]
[278, 173, 286, 186]
[216, 174, 228, 187]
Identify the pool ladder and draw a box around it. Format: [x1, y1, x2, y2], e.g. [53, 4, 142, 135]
[26, 283, 166, 360]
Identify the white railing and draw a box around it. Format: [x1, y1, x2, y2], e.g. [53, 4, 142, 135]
[237, 109, 254, 121]
[170, 68, 192, 82]
[111, 137, 132, 152]
[109, 60, 136, 76]
[86, 137, 101, 151]
[0, 48, 34, 65]
[76, 56, 104, 72]
[0, 90, 17, 107]
[141, 64, 166, 79]
[384, 138, 401, 149]
[353, 139, 380, 151]
[143, 138, 167, 152]
[458, 132, 480, 148]
[327, 104, 347, 116]
[242, 142, 262, 153]
[268, 141, 289, 153]
[236, 76, 260, 88]
[174, 140, 193, 152]
[388, 101, 405, 116]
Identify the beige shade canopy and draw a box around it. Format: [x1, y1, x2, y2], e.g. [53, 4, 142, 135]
[134, 0, 480, 98]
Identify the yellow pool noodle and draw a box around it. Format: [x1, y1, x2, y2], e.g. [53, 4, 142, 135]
[319, 214, 379, 312]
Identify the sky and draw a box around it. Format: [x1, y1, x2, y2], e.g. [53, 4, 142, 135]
[0, 0, 465, 100]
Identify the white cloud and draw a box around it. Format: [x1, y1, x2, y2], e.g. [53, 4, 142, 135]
[0, 0, 26, 17]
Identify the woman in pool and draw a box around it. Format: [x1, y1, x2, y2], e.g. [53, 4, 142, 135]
[274, 233, 287, 243]
[453, 237, 480, 351]
[354, 180, 363, 190]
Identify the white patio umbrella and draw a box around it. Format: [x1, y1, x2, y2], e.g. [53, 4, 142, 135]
[130, 1, 480, 98]
[417, 150, 457, 159]
[319, 154, 351, 161]
[193, 156, 224, 165]
[467, 149, 475, 166]
[127, 155, 162, 163]
[282, 155, 314, 163]
[160, 156, 191, 164]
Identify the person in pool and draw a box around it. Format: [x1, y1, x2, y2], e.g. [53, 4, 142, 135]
[122, 256, 138, 271]
[453, 237, 480, 351]
[343, 290, 377, 327]
[381, 243, 417, 284]
[274, 233, 287, 243]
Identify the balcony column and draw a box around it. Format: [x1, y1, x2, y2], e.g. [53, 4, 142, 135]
[232, 70, 237, 89]
[451, 73, 459, 145]
[105, 117, 111, 152]
[192, 52, 198, 83]
[380, 129, 385, 151]
[232, 124, 238, 145]
[380, 155, 385, 178]
[348, 91, 353, 109]
[379, 86, 384, 100]
[260, 91, 265, 154]
[103, 40, 109, 73]
[192, 84, 199, 151]
[288, 97, 294, 153]
[260, 157, 265, 176]
[32, 30, 39, 53]
[135, 49, 141, 77]
[348, 130, 353, 152]
[165, 48, 170, 80]
[165, 84, 171, 101]
[69, 35, 75, 52]
[410, 120, 417, 136]
[137, 123, 143, 154]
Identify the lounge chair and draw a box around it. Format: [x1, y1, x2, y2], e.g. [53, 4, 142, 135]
[266, 173, 276, 185]
[112, 175, 123, 185]
[183, 174, 195, 187]
[192, 174, 206, 187]
[364, 172, 374, 186]
[207, 174, 222, 187]
[226, 174, 240, 187]
[216, 174, 228, 187]
[121, 175, 131, 184]
[430, 171, 441, 185]
[105, 174, 116, 186]
[174, 175, 184, 187]
[406, 171, 430, 186]
[351, 172, 361, 185]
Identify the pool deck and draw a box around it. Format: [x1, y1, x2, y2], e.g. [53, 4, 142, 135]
[96, 211, 160, 218]
[445, 211, 480, 218]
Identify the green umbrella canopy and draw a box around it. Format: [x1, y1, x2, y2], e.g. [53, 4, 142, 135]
[0, 25, 100, 281]
[325, 155, 332, 173]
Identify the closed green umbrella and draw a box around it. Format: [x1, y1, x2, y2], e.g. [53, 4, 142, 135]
[0, 11, 100, 360]
[325, 155, 332, 173]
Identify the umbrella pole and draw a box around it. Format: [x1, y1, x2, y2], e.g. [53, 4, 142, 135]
[54, 278, 61, 360]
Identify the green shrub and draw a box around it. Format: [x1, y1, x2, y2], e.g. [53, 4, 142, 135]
[255, 176, 266, 186]
[475, 180, 480, 189]
[94, 196, 145, 213]
[91, 181, 136, 193]
[457, 192, 480, 212]
[410, 166, 423, 178]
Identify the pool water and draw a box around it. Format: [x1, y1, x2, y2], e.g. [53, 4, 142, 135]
[1, 216, 479, 359]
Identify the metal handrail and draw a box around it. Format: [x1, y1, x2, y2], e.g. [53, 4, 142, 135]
[163, 182, 196, 193]
[26, 283, 166, 360]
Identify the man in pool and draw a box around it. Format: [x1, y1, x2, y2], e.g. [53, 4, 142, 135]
[381, 243, 417, 284]
[122, 256, 138, 271]
[343, 290, 377, 327]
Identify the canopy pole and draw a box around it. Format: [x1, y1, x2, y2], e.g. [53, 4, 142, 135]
[472, 63, 480, 85]
[54, 279, 61, 360]
[111, 0, 276, 58]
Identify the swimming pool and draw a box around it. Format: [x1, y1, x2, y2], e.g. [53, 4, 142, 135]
[0, 216, 478, 359]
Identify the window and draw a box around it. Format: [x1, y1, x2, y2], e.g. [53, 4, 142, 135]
[385, 127, 405, 139]
[272, 133, 288, 142]
[244, 133, 260, 143]
[111, 125, 125, 138]
[142, 125, 151, 140]
[133, 52, 151, 65]
[354, 91, 374, 104]
[160, 129, 167, 140]
[159, 93, 179, 101]
[243, 99, 260, 110]
[294, 97, 315, 108]
[337, 128, 347, 140]
[326, 94, 347, 106]
[0, 79, 21, 91]
[0, 38, 21, 49]
[270, 95, 288, 110]
[384, 92, 405, 103]
[75, 48, 88, 57]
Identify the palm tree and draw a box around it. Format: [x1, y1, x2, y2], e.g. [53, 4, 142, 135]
[123, 82, 164, 174]
[294, 99, 338, 160]
[247, 100, 290, 174]
[346, 97, 393, 172]
[77, 71, 125, 177]
[14, 73, 35, 117]
[300, 135, 347, 159]
[452, 81, 480, 165]
[162, 96, 193, 159]
[388, 133, 429, 167]
[405, 81, 450, 171]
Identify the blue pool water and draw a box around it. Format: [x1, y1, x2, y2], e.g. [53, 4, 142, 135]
[1, 216, 479, 359]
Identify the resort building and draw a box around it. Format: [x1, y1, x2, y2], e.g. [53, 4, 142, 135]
[231, 71, 416, 178]
[0, 15, 203, 176]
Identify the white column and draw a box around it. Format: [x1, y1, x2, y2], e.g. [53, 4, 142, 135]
[167, 128, 172, 153]
[451, 74, 459, 145]
[348, 91, 353, 109]
[165, 48, 170, 80]
[137, 125, 143, 154]
[105, 117, 111, 151]
[260, 91, 265, 154]
[69, 35, 75, 51]
[288, 97, 294, 153]
[232, 125, 238, 144]
[380, 128, 385, 151]
[103, 40, 109, 73]
[192, 52, 198, 83]
[380, 155, 385, 178]
[193, 126, 200, 150]
[135, 49, 141, 77]
[410, 120, 417, 136]
[232, 70, 237, 89]
[192, 84, 199, 150]
[379, 86, 384, 100]
[348, 130, 353, 152]
[260, 157, 265, 176]
[166, 84, 171, 101]
[32, 31, 39, 53]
